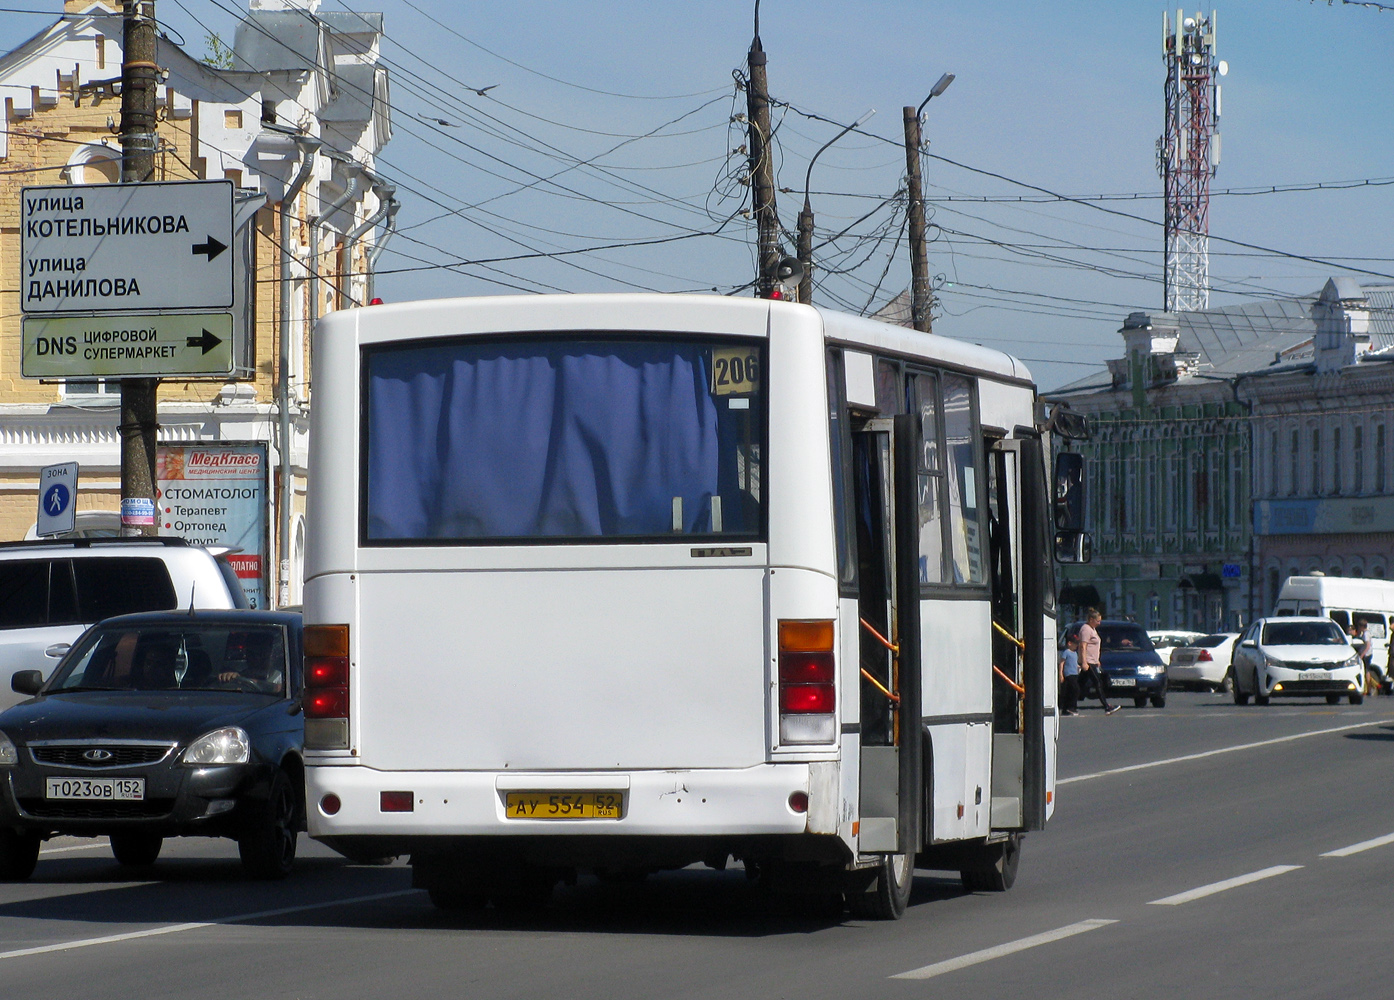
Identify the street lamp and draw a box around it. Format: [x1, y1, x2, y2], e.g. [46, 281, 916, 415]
[906, 72, 953, 332]
[795, 109, 876, 304]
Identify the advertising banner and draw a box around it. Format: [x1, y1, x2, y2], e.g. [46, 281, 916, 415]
[157, 443, 268, 608]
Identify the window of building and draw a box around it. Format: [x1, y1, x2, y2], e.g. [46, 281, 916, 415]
[224, 108, 243, 129]
[1209, 459, 1221, 531]
[1333, 426, 1343, 495]
[1354, 424, 1364, 494]
[1190, 452, 1205, 530]
[1289, 428, 1299, 496]
[1269, 430, 1279, 497]
[1311, 426, 1321, 495]
[1144, 455, 1157, 532]
[1378, 425, 1387, 494]
[1166, 452, 1180, 531]
[1230, 449, 1242, 531]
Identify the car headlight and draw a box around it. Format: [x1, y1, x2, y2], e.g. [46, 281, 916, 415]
[183, 727, 251, 766]
[1264, 653, 1285, 669]
[1344, 654, 1363, 669]
[0, 730, 16, 767]
[1137, 666, 1161, 677]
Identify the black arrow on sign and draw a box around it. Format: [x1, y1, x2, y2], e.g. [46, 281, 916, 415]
[186, 329, 223, 354]
[191, 235, 227, 261]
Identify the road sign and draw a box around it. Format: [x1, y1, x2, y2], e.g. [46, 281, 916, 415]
[20, 179, 234, 314]
[37, 462, 78, 537]
[21, 313, 235, 378]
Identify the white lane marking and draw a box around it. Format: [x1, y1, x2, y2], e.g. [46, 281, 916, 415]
[0, 889, 418, 961]
[1148, 865, 1301, 906]
[40, 843, 109, 855]
[1059, 719, 1390, 785]
[1321, 832, 1394, 858]
[890, 919, 1119, 980]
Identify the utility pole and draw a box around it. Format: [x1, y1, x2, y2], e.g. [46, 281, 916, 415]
[904, 74, 953, 334]
[118, 0, 159, 536]
[902, 106, 932, 333]
[746, 5, 780, 298]
[795, 203, 813, 304]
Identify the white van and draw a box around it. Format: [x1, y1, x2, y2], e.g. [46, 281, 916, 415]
[1274, 575, 1394, 671]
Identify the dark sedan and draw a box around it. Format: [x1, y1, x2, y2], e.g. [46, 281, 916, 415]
[1062, 620, 1169, 708]
[0, 610, 304, 881]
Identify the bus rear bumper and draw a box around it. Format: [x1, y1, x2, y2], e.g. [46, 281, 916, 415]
[306, 762, 816, 841]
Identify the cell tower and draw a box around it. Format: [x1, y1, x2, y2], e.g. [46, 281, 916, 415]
[1158, 9, 1226, 312]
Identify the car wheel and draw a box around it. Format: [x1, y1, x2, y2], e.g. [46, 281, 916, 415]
[110, 832, 162, 868]
[1350, 692, 1364, 705]
[238, 769, 298, 880]
[1326, 694, 1341, 705]
[1254, 683, 1270, 706]
[1150, 694, 1166, 708]
[1133, 695, 1147, 708]
[848, 851, 915, 919]
[0, 829, 41, 881]
[1233, 676, 1250, 705]
[958, 834, 1021, 894]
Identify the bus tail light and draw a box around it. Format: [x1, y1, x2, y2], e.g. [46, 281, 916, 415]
[778, 620, 835, 745]
[304, 624, 350, 750]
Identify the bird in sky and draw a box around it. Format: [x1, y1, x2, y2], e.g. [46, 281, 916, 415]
[470, 84, 498, 96]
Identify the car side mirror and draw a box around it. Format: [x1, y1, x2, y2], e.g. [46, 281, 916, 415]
[11, 670, 44, 696]
[1055, 531, 1092, 564]
[1240, 640, 1256, 649]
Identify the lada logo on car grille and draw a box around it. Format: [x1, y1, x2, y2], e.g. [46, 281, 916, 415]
[82, 749, 114, 762]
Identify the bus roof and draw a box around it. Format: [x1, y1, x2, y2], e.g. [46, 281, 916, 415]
[340, 293, 1032, 385]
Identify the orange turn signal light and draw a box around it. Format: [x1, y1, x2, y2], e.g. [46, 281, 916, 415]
[305, 624, 349, 658]
[779, 620, 834, 652]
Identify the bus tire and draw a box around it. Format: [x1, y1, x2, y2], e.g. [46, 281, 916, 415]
[959, 833, 1021, 893]
[846, 852, 913, 920]
[428, 885, 488, 912]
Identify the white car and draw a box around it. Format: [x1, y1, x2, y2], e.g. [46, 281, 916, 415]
[1231, 617, 1365, 706]
[0, 538, 248, 711]
[1149, 630, 1204, 657]
[1167, 632, 1240, 692]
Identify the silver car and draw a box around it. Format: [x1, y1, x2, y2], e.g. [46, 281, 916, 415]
[1231, 617, 1364, 706]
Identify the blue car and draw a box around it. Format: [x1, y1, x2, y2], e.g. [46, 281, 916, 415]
[0, 610, 305, 880]
[1062, 620, 1168, 709]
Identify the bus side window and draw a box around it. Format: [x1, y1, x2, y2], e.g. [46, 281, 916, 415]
[1329, 610, 1350, 629]
[827, 350, 857, 592]
[910, 372, 945, 585]
[1365, 615, 1387, 640]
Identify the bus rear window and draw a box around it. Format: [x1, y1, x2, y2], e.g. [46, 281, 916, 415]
[362, 337, 765, 544]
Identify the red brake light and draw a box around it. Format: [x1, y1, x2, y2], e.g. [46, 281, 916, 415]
[1197, 649, 1212, 661]
[307, 656, 348, 687]
[380, 791, 414, 812]
[779, 651, 834, 683]
[781, 684, 835, 714]
[304, 688, 348, 718]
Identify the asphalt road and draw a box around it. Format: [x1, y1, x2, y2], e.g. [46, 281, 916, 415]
[4, 691, 1394, 999]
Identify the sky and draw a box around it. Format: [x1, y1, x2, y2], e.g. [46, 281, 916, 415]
[3, 0, 1392, 390]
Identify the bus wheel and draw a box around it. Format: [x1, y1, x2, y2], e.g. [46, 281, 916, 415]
[959, 833, 1021, 893]
[846, 852, 913, 920]
[428, 885, 488, 912]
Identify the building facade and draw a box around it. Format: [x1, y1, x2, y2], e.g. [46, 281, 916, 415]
[0, 0, 393, 605]
[1049, 278, 1394, 633]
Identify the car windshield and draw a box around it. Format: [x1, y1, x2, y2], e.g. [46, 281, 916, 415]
[1262, 621, 1347, 646]
[1098, 624, 1154, 651]
[1193, 634, 1230, 648]
[48, 624, 287, 696]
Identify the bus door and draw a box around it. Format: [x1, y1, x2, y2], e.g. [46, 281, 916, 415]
[851, 416, 923, 855]
[987, 439, 1026, 828]
[986, 435, 1049, 832]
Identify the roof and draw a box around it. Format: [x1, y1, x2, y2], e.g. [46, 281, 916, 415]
[1052, 279, 1394, 396]
[320, 63, 379, 123]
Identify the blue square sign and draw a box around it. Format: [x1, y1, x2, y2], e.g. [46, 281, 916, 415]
[37, 462, 77, 537]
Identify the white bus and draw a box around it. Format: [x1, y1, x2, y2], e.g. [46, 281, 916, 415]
[301, 293, 1082, 919]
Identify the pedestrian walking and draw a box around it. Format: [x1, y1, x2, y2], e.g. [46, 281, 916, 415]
[1059, 634, 1081, 716]
[1078, 608, 1119, 715]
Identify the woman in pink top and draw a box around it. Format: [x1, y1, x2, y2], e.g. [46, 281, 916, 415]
[1077, 609, 1119, 715]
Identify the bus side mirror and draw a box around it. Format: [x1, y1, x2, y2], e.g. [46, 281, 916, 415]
[1053, 452, 1086, 533]
[1055, 531, 1092, 564]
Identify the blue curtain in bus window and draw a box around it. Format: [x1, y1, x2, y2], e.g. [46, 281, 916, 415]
[365, 340, 749, 540]
[942, 374, 984, 584]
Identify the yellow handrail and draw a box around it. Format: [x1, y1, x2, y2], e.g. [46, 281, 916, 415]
[993, 619, 1025, 650]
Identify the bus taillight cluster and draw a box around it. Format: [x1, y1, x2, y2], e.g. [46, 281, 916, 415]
[778, 620, 836, 744]
[304, 624, 350, 750]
